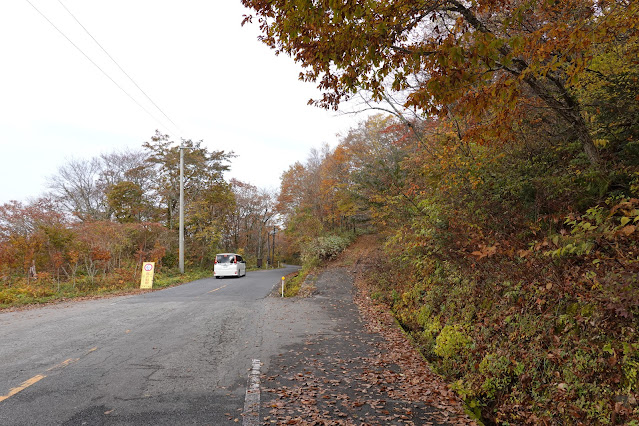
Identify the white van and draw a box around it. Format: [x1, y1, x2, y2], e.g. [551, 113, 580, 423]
[214, 253, 246, 278]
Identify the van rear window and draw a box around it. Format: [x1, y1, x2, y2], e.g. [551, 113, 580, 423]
[216, 255, 234, 263]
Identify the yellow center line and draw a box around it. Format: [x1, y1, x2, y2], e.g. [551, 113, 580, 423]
[0, 375, 46, 402]
[47, 358, 79, 372]
[0, 346, 98, 404]
[208, 284, 228, 293]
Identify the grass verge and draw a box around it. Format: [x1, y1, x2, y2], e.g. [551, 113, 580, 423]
[0, 267, 213, 311]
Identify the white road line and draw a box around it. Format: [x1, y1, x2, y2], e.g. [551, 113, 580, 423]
[242, 359, 261, 426]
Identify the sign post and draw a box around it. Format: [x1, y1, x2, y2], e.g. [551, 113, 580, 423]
[281, 277, 285, 298]
[140, 262, 155, 289]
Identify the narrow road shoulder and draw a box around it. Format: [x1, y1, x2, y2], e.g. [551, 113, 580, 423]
[260, 266, 476, 425]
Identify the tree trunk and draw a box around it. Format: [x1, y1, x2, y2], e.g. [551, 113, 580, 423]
[575, 114, 601, 166]
[450, 1, 601, 167]
[533, 78, 601, 167]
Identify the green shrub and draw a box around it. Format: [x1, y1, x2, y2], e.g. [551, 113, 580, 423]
[434, 324, 473, 359]
[301, 233, 355, 265]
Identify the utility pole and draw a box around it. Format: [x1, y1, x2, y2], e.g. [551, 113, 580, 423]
[179, 146, 185, 274]
[266, 229, 271, 268]
[271, 226, 277, 267]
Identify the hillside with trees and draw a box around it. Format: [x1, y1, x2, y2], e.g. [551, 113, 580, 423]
[244, 0, 639, 423]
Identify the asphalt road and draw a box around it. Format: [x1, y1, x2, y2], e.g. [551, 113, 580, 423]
[0, 266, 305, 426]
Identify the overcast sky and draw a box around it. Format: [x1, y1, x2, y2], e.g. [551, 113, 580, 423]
[0, 0, 369, 204]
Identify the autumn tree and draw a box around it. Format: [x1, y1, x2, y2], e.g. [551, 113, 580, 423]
[143, 131, 233, 229]
[226, 180, 270, 255]
[277, 148, 331, 254]
[188, 181, 235, 265]
[101, 149, 157, 222]
[106, 181, 146, 223]
[48, 149, 155, 222]
[242, 0, 639, 167]
[278, 145, 335, 221]
[576, 32, 639, 170]
[276, 138, 383, 259]
[0, 198, 67, 280]
[228, 179, 259, 250]
[49, 157, 107, 221]
[98, 149, 154, 191]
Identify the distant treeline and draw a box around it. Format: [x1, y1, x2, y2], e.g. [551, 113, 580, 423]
[0, 131, 279, 288]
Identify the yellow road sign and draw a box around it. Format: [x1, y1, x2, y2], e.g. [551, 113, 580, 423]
[140, 262, 155, 289]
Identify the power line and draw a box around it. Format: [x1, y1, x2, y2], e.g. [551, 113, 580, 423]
[55, 0, 182, 133]
[23, 0, 178, 138]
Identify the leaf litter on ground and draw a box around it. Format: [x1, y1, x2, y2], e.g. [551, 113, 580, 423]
[261, 236, 476, 425]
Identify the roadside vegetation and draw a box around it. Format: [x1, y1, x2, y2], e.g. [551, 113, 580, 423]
[0, 267, 212, 310]
[245, 0, 639, 423]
